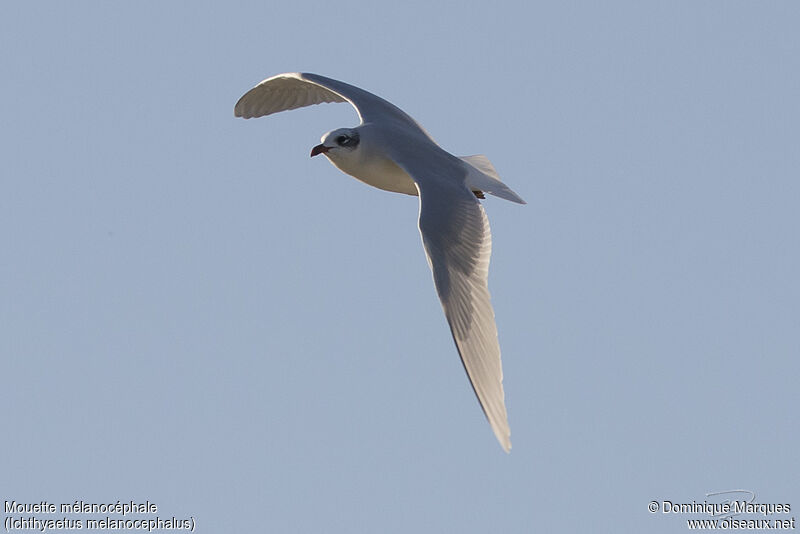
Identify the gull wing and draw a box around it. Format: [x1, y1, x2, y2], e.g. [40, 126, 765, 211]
[393, 151, 511, 452]
[234, 73, 429, 136]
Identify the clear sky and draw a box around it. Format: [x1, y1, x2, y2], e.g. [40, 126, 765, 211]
[2, 1, 798, 532]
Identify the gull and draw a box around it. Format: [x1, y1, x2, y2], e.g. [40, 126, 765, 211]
[235, 73, 525, 452]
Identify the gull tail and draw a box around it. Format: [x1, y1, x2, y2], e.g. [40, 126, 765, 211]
[460, 155, 526, 204]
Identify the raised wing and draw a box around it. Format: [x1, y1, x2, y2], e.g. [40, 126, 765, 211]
[396, 153, 512, 452]
[234, 73, 347, 118]
[234, 73, 429, 136]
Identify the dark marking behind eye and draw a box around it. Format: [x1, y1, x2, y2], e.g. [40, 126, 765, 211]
[336, 132, 359, 148]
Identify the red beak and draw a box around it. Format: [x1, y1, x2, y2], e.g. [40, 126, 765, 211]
[310, 144, 329, 157]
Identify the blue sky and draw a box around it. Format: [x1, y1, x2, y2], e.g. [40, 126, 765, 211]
[2, 2, 798, 532]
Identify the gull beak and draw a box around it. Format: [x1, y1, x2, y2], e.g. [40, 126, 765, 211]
[310, 144, 330, 157]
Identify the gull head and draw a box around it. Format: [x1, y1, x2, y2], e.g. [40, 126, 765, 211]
[310, 128, 361, 159]
[308, 124, 416, 195]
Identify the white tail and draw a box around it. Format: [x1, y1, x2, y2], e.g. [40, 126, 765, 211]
[460, 155, 526, 204]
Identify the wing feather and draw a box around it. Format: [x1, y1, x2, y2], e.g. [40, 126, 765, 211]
[234, 74, 346, 118]
[403, 160, 511, 452]
[234, 73, 429, 137]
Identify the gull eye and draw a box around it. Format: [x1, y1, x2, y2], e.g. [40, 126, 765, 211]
[336, 135, 348, 145]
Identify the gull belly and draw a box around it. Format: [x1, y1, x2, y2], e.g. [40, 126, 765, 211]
[325, 147, 419, 197]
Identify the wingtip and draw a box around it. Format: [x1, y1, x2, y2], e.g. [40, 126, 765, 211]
[489, 417, 512, 452]
[233, 96, 248, 119]
[498, 432, 512, 453]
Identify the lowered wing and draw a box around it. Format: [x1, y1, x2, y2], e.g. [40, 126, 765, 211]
[395, 150, 512, 452]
